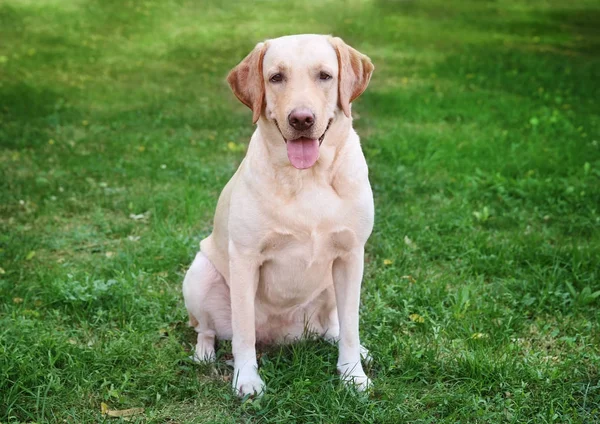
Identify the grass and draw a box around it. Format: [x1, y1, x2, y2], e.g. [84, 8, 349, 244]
[1, 0, 599, 422]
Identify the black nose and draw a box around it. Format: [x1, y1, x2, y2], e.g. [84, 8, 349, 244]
[288, 108, 315, 131]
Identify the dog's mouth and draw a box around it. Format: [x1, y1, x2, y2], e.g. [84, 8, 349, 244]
[274, 119, 333, 170]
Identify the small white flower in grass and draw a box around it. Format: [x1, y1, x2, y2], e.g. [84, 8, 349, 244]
[129, 211, 150, 222]
[160, 164, 167, 169]
[404, 235, 418, 249]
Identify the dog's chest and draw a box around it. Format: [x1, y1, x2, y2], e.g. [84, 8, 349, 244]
[255, 185, 363, 306]
[257, 227, 353, 307]
[260, 184, 361, 257]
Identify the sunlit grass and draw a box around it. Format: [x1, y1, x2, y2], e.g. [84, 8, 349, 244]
[1, 0, 599, 422]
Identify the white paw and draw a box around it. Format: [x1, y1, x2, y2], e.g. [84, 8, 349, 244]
[233, 367, 265, 397]
[338, 363, 372, 392]
[191, 343, 216, 363]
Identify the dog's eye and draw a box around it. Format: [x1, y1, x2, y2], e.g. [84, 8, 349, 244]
[319, 72, 332, 81]
[270, 73, 283, 83]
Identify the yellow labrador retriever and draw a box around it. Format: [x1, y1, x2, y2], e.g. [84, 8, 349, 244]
[183, 34, 374, 396]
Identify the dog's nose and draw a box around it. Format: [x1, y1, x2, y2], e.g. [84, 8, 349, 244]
[288, 108, 315, 131]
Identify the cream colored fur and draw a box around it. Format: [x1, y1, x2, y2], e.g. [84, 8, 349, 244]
[182, 34, 374, 397]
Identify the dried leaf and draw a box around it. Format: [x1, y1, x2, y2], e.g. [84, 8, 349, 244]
[107, 407, 144, 417]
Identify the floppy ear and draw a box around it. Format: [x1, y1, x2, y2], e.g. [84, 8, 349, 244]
[227, 42, 268, 124]
[329, 37, 374, 117]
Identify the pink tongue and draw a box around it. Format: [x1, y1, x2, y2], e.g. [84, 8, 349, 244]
[286, 138, 319, 169]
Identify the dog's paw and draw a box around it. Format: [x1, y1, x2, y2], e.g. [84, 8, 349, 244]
[233, 367, 265, 397]
[343, 373, 372, 392]
[191, 343, 216, 363]
[338, 363, 372, 392]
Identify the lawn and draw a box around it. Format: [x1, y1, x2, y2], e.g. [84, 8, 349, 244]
[1, 0, 599, 422]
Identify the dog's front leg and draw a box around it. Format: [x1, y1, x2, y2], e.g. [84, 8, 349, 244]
[229, 244, 264, 397]
[332, 247, 371, 391]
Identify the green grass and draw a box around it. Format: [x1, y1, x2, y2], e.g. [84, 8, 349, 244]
[1, 0, 599, 422]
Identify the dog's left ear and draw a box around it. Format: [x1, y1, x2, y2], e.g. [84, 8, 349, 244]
[227, 42, 268, 124]
[329, 37, 374, 118]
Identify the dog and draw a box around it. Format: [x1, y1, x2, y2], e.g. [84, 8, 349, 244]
[182, 34, 374, 397]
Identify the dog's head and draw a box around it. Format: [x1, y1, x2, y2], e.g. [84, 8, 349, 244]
[227, 34, 373, 169]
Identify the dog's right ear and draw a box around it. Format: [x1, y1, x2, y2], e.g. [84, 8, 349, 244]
[227, 42, 268, 124]
[329, 37, 374, 118]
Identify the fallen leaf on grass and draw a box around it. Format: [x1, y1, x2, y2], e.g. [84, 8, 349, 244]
[383, 259, 393, 266]
[101, 402, 144, 418]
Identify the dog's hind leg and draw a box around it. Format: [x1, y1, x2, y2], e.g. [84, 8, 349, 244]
[182, 252, 230, 362]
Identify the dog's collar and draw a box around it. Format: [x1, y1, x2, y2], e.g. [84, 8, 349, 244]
[273, 118, 333, 146]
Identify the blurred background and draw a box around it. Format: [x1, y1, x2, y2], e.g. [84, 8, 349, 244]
[1, 1, 599, 422]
